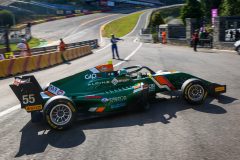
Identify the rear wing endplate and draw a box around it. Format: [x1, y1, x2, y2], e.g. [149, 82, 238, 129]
[9, 75, 44, 112]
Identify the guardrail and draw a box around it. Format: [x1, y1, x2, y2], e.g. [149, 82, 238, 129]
[13, 39, 98, 56]
[0, 45, 93, 78]
[139, 29, 153, 43]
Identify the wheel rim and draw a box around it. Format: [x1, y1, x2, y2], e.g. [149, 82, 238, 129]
[50, 104, 72, 126]
[187, 84, 205, 102]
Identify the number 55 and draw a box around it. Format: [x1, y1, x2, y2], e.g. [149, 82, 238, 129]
[22, 94, 35, 104]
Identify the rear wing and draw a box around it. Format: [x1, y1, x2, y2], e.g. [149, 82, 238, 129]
[208, 83, 227, 96]
[9, 75, 44, 112]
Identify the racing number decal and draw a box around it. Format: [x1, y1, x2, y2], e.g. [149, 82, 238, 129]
[22, 94, 35, 104]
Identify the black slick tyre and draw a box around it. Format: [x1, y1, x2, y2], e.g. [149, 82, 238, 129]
[44, 97, 76, 130]
[181, 79, 208, 105]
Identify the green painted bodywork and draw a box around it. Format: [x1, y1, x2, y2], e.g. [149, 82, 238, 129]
[42, 65, 214, 115]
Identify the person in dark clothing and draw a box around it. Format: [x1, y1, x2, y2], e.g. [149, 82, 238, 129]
[230, 30, 234, 41]
[110, 34, 123, 59]
[192, 30, 199, 52]
[235, 29, 240, 41]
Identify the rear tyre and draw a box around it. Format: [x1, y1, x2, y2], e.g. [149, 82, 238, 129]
[44, 97, 76, 130]
[182, 79, 208, 105]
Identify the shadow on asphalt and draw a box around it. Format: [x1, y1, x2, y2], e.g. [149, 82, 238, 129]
[15, 94, 237, 157]
[15, 122, 85, 157]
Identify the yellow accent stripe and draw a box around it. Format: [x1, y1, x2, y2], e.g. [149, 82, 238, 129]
[215, 86, 225, 92]
[25, 105, 43, 111]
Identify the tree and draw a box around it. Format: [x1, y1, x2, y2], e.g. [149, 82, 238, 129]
[149, 11, 165, 28]
[180, 0, 203, 24]
[220, 0, 240, 16]
[0, 10, 14, 27]
[199, 0, 222, 21]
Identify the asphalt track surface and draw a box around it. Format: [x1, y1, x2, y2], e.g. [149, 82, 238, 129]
[0, 8, 240, 160]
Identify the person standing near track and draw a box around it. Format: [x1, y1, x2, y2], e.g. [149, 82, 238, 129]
[110, 34, 123, 59]
[59, 38, 67, 62]
[192, 30, 199, 52]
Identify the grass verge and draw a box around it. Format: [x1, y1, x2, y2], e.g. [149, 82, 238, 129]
[0, 37, 41, 51]
[102, 12, 143, 38]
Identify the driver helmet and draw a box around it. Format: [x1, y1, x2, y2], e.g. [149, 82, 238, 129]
[118, 69, 127, 76]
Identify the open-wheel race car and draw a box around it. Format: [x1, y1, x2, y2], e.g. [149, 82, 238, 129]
[10, 62, 226, 130]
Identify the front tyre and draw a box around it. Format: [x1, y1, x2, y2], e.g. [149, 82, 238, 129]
[182, 79, 208, 105]
[44, 97, 76, 130]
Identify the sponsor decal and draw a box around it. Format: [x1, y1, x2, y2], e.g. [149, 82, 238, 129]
[88, 81, 110, 86]
[48, 84, 65, 95]
[90, 68, 100, 73]
[111, 102, 126, 109]
[215, 86, 225, 92]
[96, 106, 105, 112]
[107, 72, 115, 77]
[101, 98, 109, 103]
[85, 95, 102, 99]
[101, 66, 107, 72]
[13, 78, 30, 86]
[111, 78, 118, 85]
[149, 84, 155, 92]
[85, 73, 97, 80]
[111, 78, 130, 85]
[148, 75, 175, 91]
[88, 107, 97, 112]
[109, 96, 127, 104]
[117, 78, 130, 83]
[25, 105, 43, 112]
[133, 83, 143, 93]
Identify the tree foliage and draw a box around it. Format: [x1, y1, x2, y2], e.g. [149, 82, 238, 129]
[180, 0, 240, 23]
[0, 10, 14, 27]
[180, 0, 203, 24]
[200, 0, 221, 18]
[149, 11, 165, 28]
[220, 0, 240, 16]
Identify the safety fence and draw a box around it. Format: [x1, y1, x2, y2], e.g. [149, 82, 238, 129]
[0, 45, 92, 78]
[14, 39, 98, 56]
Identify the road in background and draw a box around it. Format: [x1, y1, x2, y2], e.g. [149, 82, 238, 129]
[0, 8, 240, 160]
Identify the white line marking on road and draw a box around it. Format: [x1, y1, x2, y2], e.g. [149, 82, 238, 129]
[0, 104, 20, 118]
[122, 12, 144, 38]
[80, 14, 115, 26]
[95, 43, 111, 53]
[114, 43, 143, 67]
[145, 11, 152, 29]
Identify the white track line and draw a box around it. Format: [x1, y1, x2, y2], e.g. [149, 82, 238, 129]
[122, 12, 144, 38]
[97, 11, 145, 52]
[0, 104, 20, 118]
[114, 42, 143, 67]
[95, 43, 111, 53]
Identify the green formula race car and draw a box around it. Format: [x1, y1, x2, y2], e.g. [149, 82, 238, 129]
[10, 62, 226, 130]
